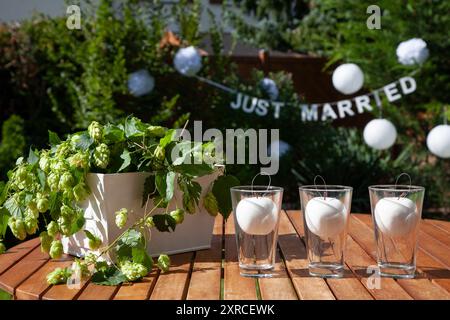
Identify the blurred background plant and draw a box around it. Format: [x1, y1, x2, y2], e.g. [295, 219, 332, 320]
[0, 0, 448, 251]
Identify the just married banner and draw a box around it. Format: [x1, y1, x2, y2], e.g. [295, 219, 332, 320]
[195, 75, 417, 122]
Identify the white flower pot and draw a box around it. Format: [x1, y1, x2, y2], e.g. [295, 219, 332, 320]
[61, 167, 223, 259]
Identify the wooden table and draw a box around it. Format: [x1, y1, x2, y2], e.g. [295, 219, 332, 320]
[0, 211, 449, 300]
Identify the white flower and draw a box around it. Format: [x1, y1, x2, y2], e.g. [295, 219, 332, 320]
[260, 78, 279, 100]
[173, 46, 202, 77]
[127, 69, 155, 97]
[396, 38, 429, 65]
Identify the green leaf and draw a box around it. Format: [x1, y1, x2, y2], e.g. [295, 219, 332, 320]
[0, 208, 10, 238]
[84, 230, 97, 241]
[155, 172, 167, 199]
[48, 131, 61, 147]
[115, 229, 145, 260]
[4, 196, 23, 218]
[73, 132, 93, 151]
[27, 148, 39, 165]
[118, 149, 131, 172]
[0, 181, 10, 206]
[159, 129, 176, 148]
[104, 124, 125, 143]
[152, 214, 177, 232]
[173, 163, 214, 177]
[132, 247, 153, 271]
[124, 117, 146, 138]
[91, 267, 128, 286]
[165, 172, 176, 202]
[212, 175, 240, 220]
[36, 169, 46, 189]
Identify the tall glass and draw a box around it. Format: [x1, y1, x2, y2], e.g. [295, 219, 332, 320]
[299, 185, 353, 278]
[230, 186, 283, 278]
[368, 185, 425, 278]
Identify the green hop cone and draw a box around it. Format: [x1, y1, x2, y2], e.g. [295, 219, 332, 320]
[88, 121, 103, 142]
[115, 208, 128, 229]
[93, 143, 110, 169]
[183, 196, 196, 214]
[55, 142, 71, 158]
[68, 152, 89, 169]
[39, 154, 51, 173]
[15, 166, 28, 181]
[37, 196, 49, 213]
[0, 242, 6, 254]
[120, 261, 148, 282]
[27, 199, 38, 212]
[39, 231, 53, 253]
[8, 218, 27, 240]
[169, 209, 185, 224]
[203, 191, 219, 217]
[47, 221, 59, 237]
[49, 240, 63, 259]
[94, 261, 109, 273]
[24, 215, 38, 235]
[73, 183, 89, 202]
[46, 267, 72, 285]
[147, 125, 166, 137]
[50, 160, 68, 173]
[60, 204, 74, 217]
[59, 172, 74, 190]
[73, 259, 91, 279]
[25, 207, 39, 219]
[58, 216, 72, 236]
[47, 172, 60, 192]
[157, 254, 170, 273]
[144, 216, 155, 228]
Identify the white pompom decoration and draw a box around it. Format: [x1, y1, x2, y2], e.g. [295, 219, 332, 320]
[127, 69, 155, 97]
[173, 46, 202, 77]
[260, 78, 279, 100]
[332, 63, 364, 95]
[396, 38, 429, 65]
[268, 140, 291, 158]
[363, 119, 397, 150]
[426, 124, 450, 158]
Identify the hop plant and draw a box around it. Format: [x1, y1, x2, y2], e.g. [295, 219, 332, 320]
[88, 121, 103, 142]
[39, 231, 53, 253]
[153, 146, 165, 161]
[68, 152, 89, 169]
[73, 183, 89, 202]
[115, 208, 128, 229]
[36, 193, 49, 213]
[49, 240, 63, 259]
[24, 215, 38, 235]
[50, 160, 68, 173]
[0, 241, 6, 254]
[47, 221, 59, 237]
[25, 207, 39, 219]
[93, 143, 110, 169]
[157, 254, 170, 273]
[8, 217, 27, 240]
[120, 261, 148, 281]
[58, 215, 72, 235]
[147, 125, 166, 137]
[39, 153, 51, 173]
[55, 142, 71, 158]
[46, 267, 72, 285]
[73, 259, 91, 279]
[88, 235, 102, 250]
[47, 172, 60, 192]
[183, 196, 196, 214]
[60, 204, 74, 217]
[203, 191, 219, 217]
[144, 216, 155, 228]
[169, 209, 185, 224]
[59, 172, 74, 190]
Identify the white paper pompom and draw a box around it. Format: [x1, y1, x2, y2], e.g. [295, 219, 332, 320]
[127, 69, 155, 97]
[268, 140, 291, 158]
[396, 38, 429, 65]
[427, 124, 450, 158]
[332, 63, 364, 95]
[173, 46, 202, 77]
[260, 78, 279, 100]
[363, 119, 397, 150]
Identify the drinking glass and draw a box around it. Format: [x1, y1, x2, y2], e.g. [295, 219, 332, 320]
[299, 185, 353, 278]
[230, 186, 283, 278]
[368, 185, 425, 278]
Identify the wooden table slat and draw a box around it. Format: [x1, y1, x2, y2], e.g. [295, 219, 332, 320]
[113, 271, 159, 300]
[278, 211, 335, 300]
[149, 252, 193, 300]
[77, 282, 121, 300]
[0, 245, 49, 296]
[186, 216, 223, 300]
[0, 237, 40, 275]
[223, 216, 258, 300]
